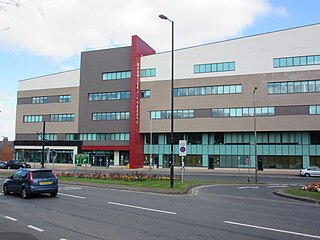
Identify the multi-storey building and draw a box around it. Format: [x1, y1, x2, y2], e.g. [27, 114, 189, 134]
[15, 24, 320, 169]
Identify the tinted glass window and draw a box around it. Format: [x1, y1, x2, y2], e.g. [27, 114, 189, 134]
[32, 171, 55, 179]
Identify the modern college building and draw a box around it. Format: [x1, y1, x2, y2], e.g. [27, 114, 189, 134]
[14, 23, 320, 169]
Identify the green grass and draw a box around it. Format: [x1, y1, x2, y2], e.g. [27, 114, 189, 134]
[285, 187, 320, 200]
[58, 176, 220, 192]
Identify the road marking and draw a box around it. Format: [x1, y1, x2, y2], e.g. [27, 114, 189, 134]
[266, 185, 289, 188]
[4, 216, 18, 221]
[108, 201, 177, 215]
[59, 187, 82, 190]
[224, 221, 320, 239]
[237, 186, 259, 189]
[58, 193, 86, 199]
[27, 225, 45, 232]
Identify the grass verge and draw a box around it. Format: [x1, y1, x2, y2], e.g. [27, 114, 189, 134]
[284, 187, 320, 200]
[58, 176, 220, 192]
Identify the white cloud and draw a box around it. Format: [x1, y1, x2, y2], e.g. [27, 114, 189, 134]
[0, 0, 282, 60]
[0, 91, 16, 140]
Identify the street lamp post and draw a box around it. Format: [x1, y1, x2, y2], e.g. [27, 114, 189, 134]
[253, 87, 258, 183]
[41, 121, 46, 168]
[159, 14, 174, 188]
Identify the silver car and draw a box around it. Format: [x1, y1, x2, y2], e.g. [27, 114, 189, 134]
[300, 167, 320, 177]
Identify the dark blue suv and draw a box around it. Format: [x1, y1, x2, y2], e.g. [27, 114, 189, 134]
[3, 169, 58, 199]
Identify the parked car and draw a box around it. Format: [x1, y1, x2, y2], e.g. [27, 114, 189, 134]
[0, 161, 7, 169]
[3, 169, 58, 199]
[300, 167, 320, 177]
[4, 160, 31, 169]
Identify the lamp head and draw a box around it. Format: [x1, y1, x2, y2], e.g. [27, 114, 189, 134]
[159, 14, 168, 20]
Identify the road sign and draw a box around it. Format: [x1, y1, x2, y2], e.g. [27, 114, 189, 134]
[75, 154, 89, 165]
[179, 140, 187, 156]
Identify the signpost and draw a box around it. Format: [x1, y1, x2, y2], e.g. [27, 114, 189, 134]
[75, 154, 89, 177]
[179, 140, 187, 182]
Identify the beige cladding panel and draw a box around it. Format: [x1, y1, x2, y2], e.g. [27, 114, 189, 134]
[16, 87, 79, 134]
[140, 70, 320, 133]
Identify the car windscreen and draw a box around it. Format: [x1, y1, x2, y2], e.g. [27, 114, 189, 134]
[32, 171, 55, 179]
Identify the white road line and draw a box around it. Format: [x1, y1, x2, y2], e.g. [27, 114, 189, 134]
[224, 221, 320, 239]
[4, 216, 18, 221]
[266, 185, 289, 188]
[108, 201, 177, 215]
[58, 193, 86, 199]
[59, 187, 82, 190]
[237, 186, 259, 189]
[27, 225, 44, 232]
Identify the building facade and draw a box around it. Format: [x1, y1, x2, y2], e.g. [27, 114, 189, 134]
[15, 24, 320, 169]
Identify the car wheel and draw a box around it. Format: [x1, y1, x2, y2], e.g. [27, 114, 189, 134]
[3, 185, 10, 195]
[305, 173, 311, 177]
[21, 187, 30, 199]
[50, 191, 58, 197]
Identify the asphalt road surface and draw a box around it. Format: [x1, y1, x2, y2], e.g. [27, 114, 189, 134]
[0, 177, 319, 240]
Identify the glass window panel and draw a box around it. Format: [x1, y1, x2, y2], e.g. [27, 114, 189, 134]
[293, 57, 300, 66]
[217, 63, 223, 71]
[205, 86, 212, 95]
[288, 82, 295, 93]
[236, 85, 242, 93]
[316, 80, 320, 92]
[307, 56, 315, 65]
[280, 82, 288, 94]
[223, 85, 230, 94]
[255, 108, 262, 116]
[301, 81, 308, 92]
[194, 65, 200, 73]
[286, 58, 293, 67]
[224, 108, 230, 117]
[217, 86, 223, 94]
[294, 81, 302, 93]
[230, 62, 235, 71]
[212, 86, 218, 94]
[205, 64, 211, 72]
[279, 58, 287, 67]
[268, 83, 274, 94]
[314, 55, 320, 64]
[211, 64, 217, 72]
[230, 85, 236, 93]
[309, 81, 316, 92]
[309, 106, 316, 114]
[223, 62, 229, 71]
[274, 83, 281, 94]
[273, 58, 280, 67]
[230, 108, 236, 117]
[300, 56, 307, 65]
[212, 109, 218, 117]
[243, 108, 249, 116]
[236, 108, 242, 116]
[199, 65, 205, 73]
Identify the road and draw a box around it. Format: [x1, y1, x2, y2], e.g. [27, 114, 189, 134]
[0, 175, 319, 240]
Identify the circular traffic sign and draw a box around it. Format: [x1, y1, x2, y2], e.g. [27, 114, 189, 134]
[180, 146, 186, 152]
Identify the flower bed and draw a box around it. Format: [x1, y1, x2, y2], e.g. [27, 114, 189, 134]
[302, 182, 320, 192]
[56, 171, 180, 182]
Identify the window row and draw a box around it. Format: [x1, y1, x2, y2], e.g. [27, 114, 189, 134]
[140, 68, 156, 78]
[92, 112, 130, 121]
[309, 105, 320, 115]
[273, 54, 320, 68]
[23, 115, 43, 123]
[88, 91, 130, 101]
[32, 96, 48, 104]
[37, 133, 58, 141]
[174, 84, 242, 97]
[65, 133, 130, 141]
[151, 110, 194, 119]
[268, 80, 320, 94]
[102, 71, 131, 80]
[194, 61, 235, 74]
[50, 114, 75, 122]
[212, 107, 275, 118]
[59, 95, 71, 103]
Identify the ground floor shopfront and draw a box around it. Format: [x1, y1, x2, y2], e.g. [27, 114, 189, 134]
[14, 131, 320, 169]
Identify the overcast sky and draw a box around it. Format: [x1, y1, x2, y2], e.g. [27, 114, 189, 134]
[0, 0, 319, 140]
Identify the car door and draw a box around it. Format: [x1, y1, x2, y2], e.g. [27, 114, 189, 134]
[10, 170, 23, 193]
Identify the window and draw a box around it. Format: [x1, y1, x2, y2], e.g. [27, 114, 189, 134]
[194, 61, 235, 74]
[274, 54, 320, 68]
[212, 107, 275, 118]
[268, 80, 320, 94]
[102, 71, 131, 80]
[92, 112, 130, 121]
[88, 91, 130, 101]
[23, 115, 43, 123]
[151, 110, 194, 119]
[309, 105, 320, 115]
[59, 95, 71, 103]
[140, 68, 156, 77]
[50, 114, 74, 122]
[174, 84, 242, 97]
[141, 90, 151, 98]
[37, 133, 57, 141]
[32, 96, 48, 104]
[71, 133, 130, 141]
